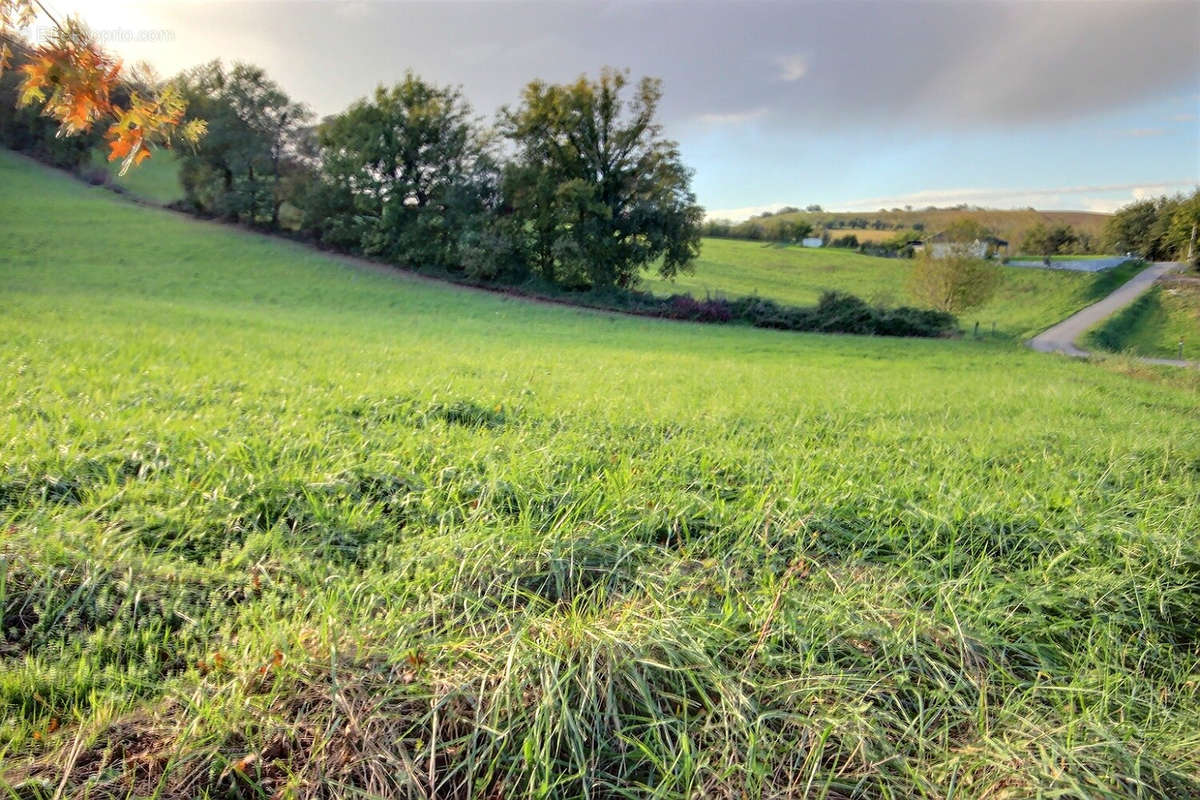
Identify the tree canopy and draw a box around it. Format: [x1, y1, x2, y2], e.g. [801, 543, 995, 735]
[176, 61, 311, 225]
[304, 72, 495, 269]
[1104, 191, 1200, 264]
[500, 69, 703, 289]
[1022, 222, 1077, 266]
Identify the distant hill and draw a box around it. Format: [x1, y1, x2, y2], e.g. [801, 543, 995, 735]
[724, 207, 1111, 250]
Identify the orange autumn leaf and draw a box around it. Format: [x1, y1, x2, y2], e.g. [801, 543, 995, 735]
[2, 10, 203, 169]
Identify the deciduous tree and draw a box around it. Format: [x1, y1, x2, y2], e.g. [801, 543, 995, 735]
[500, 68, 703, 290]
[176, 61, 311, 226]
[1, 2, 202, 170]
[305, 72, 494, 269]
[908, 246, 1002, 313]
[1022, 222, 1077, 266]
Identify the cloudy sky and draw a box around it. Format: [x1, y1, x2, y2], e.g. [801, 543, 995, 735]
[26, 0, 1200, 218]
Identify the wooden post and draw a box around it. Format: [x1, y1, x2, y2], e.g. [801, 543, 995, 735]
[973, 321, 980, 339]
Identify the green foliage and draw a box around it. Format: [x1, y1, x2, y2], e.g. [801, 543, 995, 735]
[641, 238, 1143, 340]
[175, 61, 312, 227]
[500, 68, 703, 289]
[304, 72, 496, 271]
[941, 218, 992, 243]
[2, 151, 1199, 797]
[1103, 190, 1200, 262]
[1022, 222, 1078, 265]
[908, 246, 1003, 313]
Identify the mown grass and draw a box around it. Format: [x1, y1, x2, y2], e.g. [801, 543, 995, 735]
[644, 239, 1142, 340]
[2, 149, 1199, 798]
[1086, 279, 1200, 361]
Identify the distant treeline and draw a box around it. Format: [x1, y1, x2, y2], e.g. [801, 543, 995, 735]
[1103, 194, 1200, 264]
[701, 215, 926, 256]
[703, 209, 1114, 257]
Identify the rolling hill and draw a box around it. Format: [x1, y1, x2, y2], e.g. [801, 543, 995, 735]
[643, 237, 1142, 340]
[729, 207, 1111, 249]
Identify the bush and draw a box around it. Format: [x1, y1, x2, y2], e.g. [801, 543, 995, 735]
[661, 295, 734, 323]
[79, 166, 111, 187]
[908, 248, 1002, 313]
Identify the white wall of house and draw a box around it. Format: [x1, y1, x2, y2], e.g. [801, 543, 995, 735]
[930, 240, 989, 259]
[801, 237, 823, 248]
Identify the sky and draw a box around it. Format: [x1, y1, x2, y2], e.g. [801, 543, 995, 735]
[22, 0, 1200, 219]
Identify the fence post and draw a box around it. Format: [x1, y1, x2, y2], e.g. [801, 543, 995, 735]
[973, 321, 980, 339]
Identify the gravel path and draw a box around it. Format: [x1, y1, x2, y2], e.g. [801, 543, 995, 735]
[1028, 261, 1197, 367]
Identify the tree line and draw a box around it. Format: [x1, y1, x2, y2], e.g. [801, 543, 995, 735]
[1103, 192, 1200, 266]
[1, 47, 703, 293]
[0, 37, 959, 338]
[175, 63, 703, 292]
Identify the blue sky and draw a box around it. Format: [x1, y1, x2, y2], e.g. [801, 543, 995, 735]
[36, 0, 1200, 218]
[682, 91, 1199, 216]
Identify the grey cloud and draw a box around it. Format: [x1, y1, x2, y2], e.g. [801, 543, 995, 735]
[149, 1, 1199, 133]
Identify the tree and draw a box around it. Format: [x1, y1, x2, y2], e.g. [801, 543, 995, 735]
[175, 61, 311, 226]
[1, 3, 202, 170]
[1103, 200, 1162, 257]
[908, 246, 1002, 314]
[1022, 222, 1077, 266]
[942, 218, 991, 243]
[1166, 191, 1200, 268]
[500, 68, 702, 290]
[304, 72, 493, 269]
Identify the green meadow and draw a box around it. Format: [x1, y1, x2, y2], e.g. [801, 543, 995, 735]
[2, 150, 1199, 797]
[1086, 280, 1200, 361]
[643, 238, 1142, 340]
[90, 147, 185, 207]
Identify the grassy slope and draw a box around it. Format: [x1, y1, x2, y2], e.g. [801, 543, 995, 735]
[2, 150, 1199, 797]
[1086, 278, 1200, 359]
[644, 238, 1142, 339]
[89, 147, 185, 205]
[74, 150, 1122, 340]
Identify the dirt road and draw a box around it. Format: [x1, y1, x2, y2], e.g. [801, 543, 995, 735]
[1028, 261, 1197, 367]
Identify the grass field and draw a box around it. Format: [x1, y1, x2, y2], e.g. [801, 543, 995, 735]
[89, 147, 185, 206]
[2, 149, 1199, 798]
[1086, 278, 1200, 360]
[644, 238, 1142, 340]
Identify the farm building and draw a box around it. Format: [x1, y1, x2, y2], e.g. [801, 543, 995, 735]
[801, 236, 824, 248]
[913, 233, 1008, 259]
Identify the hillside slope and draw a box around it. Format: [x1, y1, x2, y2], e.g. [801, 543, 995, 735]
[2, 150, 1198, 798]
[1086, 277, 1200, 359]
[644, 238, 1142, 339]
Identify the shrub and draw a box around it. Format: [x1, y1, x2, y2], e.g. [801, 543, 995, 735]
[908, 247, 1003, 313]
